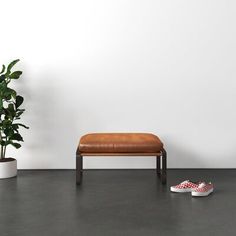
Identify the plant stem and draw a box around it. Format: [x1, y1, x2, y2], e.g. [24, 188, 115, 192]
[0, 146, 3, 159]
[3, 144, 6, 159]
[0, 133, 3, 159]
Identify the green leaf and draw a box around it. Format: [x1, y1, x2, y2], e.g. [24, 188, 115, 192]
[9, 133, 23, 141]
[3, 108, 11, 119]
[14, 123, 29, 129]
[2, 120, 12, 128]
[12, 124, 19, 131]
[0, 80, 7, 92]
[8, 104, 15, 112]
[0, 83, 13, 101]
[0, 65, 5, 74]
[6, 59, 20, 75]
[0, 75, 5, 82]
[0, 86, 16, 100]
[0, 75, 6, 83]
[7, 88, 16, 99]
[16, 95, 24, 108]
[6, 104, 16, 118]
[10, 142, 21, 149]
[9, 71, 22, 79]
[16, 111, 24, 118]
[4, 128, 14, 136]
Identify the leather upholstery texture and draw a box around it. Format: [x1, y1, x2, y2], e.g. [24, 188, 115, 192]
[78, 133, 163, 154]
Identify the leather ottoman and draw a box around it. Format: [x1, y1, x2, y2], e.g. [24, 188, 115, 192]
[76, 133, 167, 185]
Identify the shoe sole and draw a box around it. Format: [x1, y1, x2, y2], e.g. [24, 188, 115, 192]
[170, 187, 193, 193]
[192, 188, 213, 197]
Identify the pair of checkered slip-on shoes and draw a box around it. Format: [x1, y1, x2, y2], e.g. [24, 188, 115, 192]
[170, 180, 214, 197]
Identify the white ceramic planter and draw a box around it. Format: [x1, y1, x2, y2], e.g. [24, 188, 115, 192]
[0, 158, 17, 179]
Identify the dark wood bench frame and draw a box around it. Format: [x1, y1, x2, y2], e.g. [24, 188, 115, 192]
[76, 149, 167, 185]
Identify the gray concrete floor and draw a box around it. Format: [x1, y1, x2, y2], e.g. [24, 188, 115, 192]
[0, 169, 235, 236]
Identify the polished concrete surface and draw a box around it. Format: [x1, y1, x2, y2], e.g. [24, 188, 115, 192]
[0, 169, 235, 236]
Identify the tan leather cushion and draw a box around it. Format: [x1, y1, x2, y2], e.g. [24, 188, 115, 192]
[78, 133, 163, 153]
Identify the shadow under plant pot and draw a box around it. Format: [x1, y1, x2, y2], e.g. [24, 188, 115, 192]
[0, 158, 17, 178]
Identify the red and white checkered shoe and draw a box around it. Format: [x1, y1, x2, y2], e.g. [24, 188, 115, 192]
[170, 180, 200, 193]
[191, 182, 214, 197]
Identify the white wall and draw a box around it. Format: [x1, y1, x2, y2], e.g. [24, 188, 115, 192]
[1, 0, 236, 169]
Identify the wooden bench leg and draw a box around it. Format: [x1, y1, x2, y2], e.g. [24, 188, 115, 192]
[160, 149, 167, 185]
[156, 156, 161, 177]
[76, 154, 83, 185]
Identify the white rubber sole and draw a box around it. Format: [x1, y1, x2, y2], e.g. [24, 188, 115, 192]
[170, 187, 193, 193]
[191, 188, 213, 197]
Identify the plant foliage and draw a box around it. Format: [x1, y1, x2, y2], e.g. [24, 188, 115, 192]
[0, 59, 29, 159]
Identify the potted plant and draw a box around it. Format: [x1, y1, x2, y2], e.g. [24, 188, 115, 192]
[0, 59, 29, 178]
